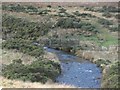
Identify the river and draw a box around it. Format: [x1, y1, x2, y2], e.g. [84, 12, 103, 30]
[44, 47, 102, 88]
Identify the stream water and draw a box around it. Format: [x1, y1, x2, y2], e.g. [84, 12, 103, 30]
[45, 47, 102, 88]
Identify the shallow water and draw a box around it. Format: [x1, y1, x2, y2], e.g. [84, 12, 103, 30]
[45, 47, 101, 88]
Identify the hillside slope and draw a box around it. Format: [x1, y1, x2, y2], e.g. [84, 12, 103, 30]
[1, 2, 119, 88]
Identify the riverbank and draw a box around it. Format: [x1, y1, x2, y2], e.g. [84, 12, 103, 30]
[75, 46, 118, 68]
[49, 45, 119, 88]
[1, 48, 75, 88]
[44, 47, 101, 88]
[71, 46, 119, 88]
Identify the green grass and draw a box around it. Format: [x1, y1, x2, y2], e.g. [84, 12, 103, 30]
[102, 37, 118, 47]
[81, 18, 118, 47]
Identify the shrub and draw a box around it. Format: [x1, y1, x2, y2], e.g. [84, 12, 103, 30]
[2, 4, 40, 14]
[98, 18, 113, 26]
[2, 39, 44, 57]
[102, 12, 112, 18]
[56, 17, 81, 28]
[38, 10, 50, 15]
[2, 59, 61, 83]
[2, 14, 52, 40]
[100, 6, 119, 13]
[2, 4, 26, 12]
[109, 26, 118, 32]
[58, 6, 61, 8]
[59, 7, 66, 13]
[84, 7, 95, 12]
[47, 5, 52, 8]
[13, 59, 22, 64]
[58, 12, 75, 17]
[102, 61, 120, 88]
[73, 12, 95, 18]
[56, 17, 98, 33]
[73, 11, 81, 16]
[115, 14, 120, 19]
[95, 59, 111, 67]
[26, 5, 38, 12]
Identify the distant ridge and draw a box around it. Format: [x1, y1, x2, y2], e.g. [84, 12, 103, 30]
[3, 2, 118, 7]
[1, 0, 119, 2]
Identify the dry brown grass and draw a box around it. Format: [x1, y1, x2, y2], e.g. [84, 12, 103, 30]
[1, 49, 37, 65]
[0, 76, 75, 88]
[3, 11, 47, 23]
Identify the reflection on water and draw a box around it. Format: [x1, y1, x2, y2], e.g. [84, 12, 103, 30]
[45, 47, 101, 88]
